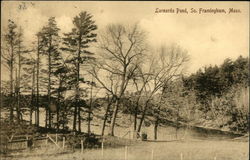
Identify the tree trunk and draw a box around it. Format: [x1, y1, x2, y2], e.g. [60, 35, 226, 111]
[56, 104, 59, 130]
[101, 96, 114, 136]
[134, 101, 139, 130]
[137, 100, 150, 133]
[76, 64, 81, 132]
[78, 102, 81, 132]
[48, 37, 52, 129]
[175, 127, 178, 139]
[154, 118, 158, 140]
[29, 108, 33, 125]
[17, 41, 21, 123]
[87, 106, 91, 135]
[73, 100, 77, 131]
[133, 99, 140, 138]
[74, 34, 81, 132]
[10, 41, 14, 122]
[109, 100, 119, 136]
[36, 36, 40, 127]
[45, 109, 48, 128]
[62, 107, 65, 130]
[15, 68, 19, 122]
[88, 78, 93, 135]
[133, 83, 147, 137]
[56, 78, 62, 130]
[109, 72, 126, 136]
[132, 100, 141, 139]
[30, 72, 34, 126]
[175, 108, 180, 139]
[0, 45, 2, 120]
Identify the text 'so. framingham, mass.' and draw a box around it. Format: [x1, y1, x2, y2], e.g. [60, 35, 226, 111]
[155, 7, 241, 14]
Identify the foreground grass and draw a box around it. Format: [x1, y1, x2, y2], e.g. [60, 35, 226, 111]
[2, 138, 248, 160]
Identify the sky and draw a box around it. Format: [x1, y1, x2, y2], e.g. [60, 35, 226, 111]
[1, 1, 249, 81]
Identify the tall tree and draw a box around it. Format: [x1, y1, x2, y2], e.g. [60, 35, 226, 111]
[130, 61, 154, 138]
[100, 93, 116, 136]
[2, 20, 19, 122]
[40, 17, 60, 128]
[90, 24, 147, 136]
[88, 67, 119, 135]
[34, 31, 45, 127]
[51, 52, 70, 130]
[87, 77, 94, 135]
[22, 55, 37, 125]
[62, 11, 97, 132]
[136, 44, 189, 133]
[15, 26, 29, 122]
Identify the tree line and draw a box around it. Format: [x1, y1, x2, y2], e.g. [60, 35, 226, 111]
[1, 11, 248, 139]
[183, 56, 248, 133]
[1, 12, 98, 133]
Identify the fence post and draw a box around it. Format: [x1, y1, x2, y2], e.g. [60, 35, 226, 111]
[151, 149, 154, 160]
[101, 142, 104, 157]
[26, 136, 29, 148]
[62, 137, 65, 149]
[81, 140, 83, 153]
[180, 152, 183, 160]
[56, 133, 58, 144]
[214, 156, 217, 160]
[125, 146, 128, 160]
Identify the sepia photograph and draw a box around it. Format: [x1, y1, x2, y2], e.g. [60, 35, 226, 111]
[0, 1, 249, 160]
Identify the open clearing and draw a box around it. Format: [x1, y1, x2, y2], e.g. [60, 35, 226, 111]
[4, 139, 248, 160]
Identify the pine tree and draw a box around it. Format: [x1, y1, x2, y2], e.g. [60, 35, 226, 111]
[51, 50, 70, 130]
[22, 56, 36, 125]
[15, 26, 30, 123]
[40, 17, 61, 128]
[62, 11, 97, 132]
[2, 20, 19, 122]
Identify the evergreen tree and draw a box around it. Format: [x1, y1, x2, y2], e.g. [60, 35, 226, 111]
[40, 17, 61, 128]
[22, 57, 36, 125]
[15, 26, 31, 122]
[2, 20, 19, 122]
[51, 52, 70, 130]
[62, 11, 97, 132]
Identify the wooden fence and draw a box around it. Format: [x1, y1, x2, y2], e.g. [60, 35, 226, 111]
[0, 133, 102, 154]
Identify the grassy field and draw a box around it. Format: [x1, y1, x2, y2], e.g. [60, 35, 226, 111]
[1, 109, 248, 160]
[2, 138, 248, 160]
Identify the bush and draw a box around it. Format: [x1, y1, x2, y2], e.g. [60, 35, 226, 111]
[141, 132, 147, 141]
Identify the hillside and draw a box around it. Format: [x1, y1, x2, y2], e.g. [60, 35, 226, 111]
[16, 103, 241, 140]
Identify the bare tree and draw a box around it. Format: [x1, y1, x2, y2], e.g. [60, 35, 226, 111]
[86, 77, 101, 135]
[90, 23, 147, 136]
[136, 44, 190, 133]
[129, 61, 155, 138]
[149, 93, 165, 140]
[88, 66, 119, 135]
[100, 93, 116, 136]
